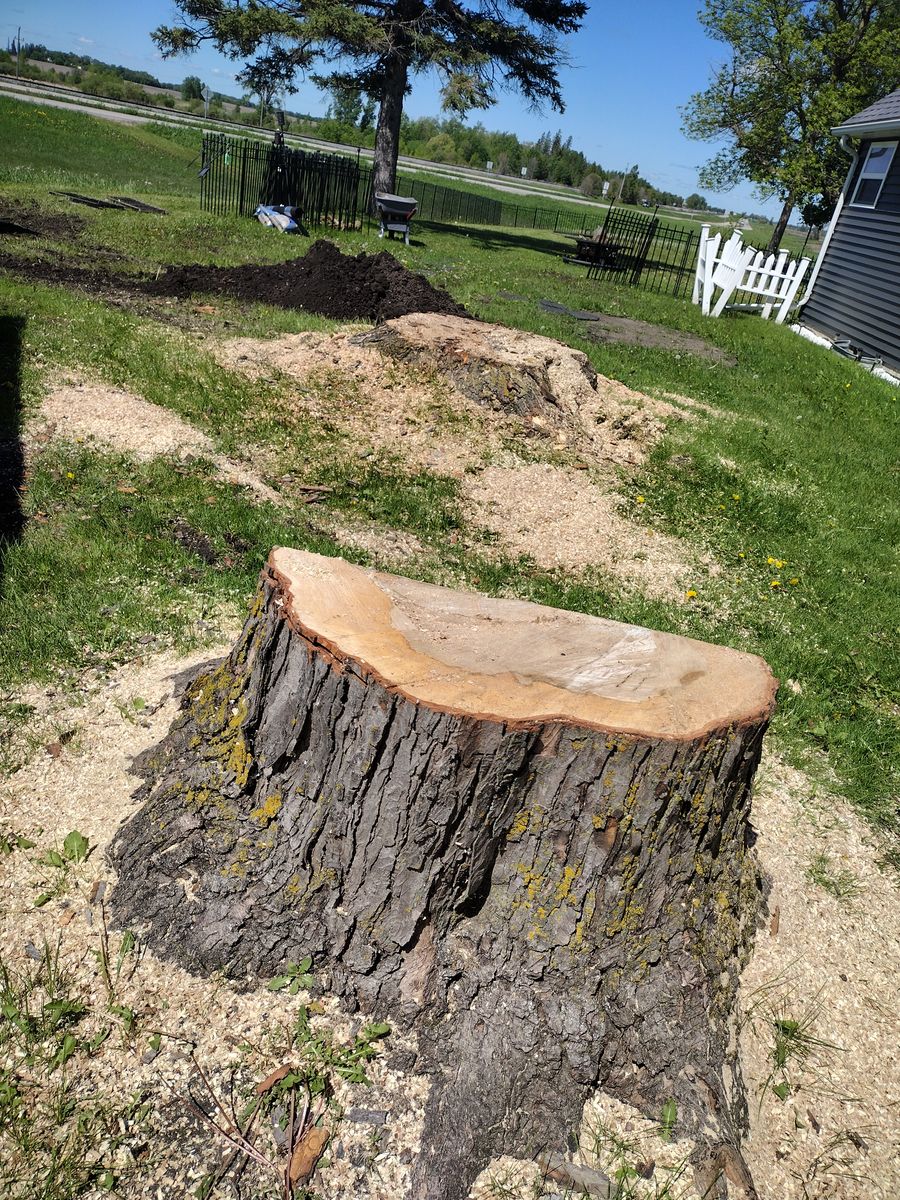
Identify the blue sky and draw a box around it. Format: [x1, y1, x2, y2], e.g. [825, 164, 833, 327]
[3, 0, 780, 216]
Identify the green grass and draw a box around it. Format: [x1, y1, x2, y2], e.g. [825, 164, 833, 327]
[0, 96, 898, 836]
[0, 97, 198, 195]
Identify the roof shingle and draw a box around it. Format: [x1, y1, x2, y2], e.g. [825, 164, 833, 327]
[833, 89, 900, 134]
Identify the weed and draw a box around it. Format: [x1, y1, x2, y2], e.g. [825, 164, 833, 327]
[31, 830, 93, 907]
[188, 987, 390, 1197]
[0, 939, 148, 1198]
[581, 1113, 691, 1199]
[805, 852, 861, 900]
[753, 990, 842, 1108]
[267, 957, 315, 996]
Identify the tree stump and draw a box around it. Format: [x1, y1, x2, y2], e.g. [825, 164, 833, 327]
[110, 549, 777, 1200]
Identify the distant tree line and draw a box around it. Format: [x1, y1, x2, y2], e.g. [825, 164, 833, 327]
[6, 42, 735, 214]
[12, 42, 176, 89]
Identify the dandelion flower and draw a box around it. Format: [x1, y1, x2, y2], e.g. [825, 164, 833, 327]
[636, 495, 645, 504]
[770, 580, 781, 588]
[66, 472, 75, 479]
[685, 589, 698, 599]
[732, 494, 741, 501]
[789, 577, 799, 586]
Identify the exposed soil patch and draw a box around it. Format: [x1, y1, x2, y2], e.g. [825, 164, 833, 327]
[0, 201, 86, 243]
[145, 240, 469, 323]
[581, 313, 737, 365]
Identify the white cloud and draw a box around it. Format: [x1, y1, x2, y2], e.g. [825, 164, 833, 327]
[76, 36, 94, 46]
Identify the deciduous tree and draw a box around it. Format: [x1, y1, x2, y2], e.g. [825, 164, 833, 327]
[152, 0, 587, 195]
[180, 74, 202, 100]
[683, 0, 900, 252]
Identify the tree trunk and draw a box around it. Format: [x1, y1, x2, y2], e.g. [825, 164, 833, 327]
[373, 56, 408, 196]
[766, 195, 794, 254]
[110, 550, 777, 1200]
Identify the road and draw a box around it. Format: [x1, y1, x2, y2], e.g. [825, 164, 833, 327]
[0, 75, 611, 211]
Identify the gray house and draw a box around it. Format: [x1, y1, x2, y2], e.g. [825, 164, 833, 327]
[798, 89, 900, 377]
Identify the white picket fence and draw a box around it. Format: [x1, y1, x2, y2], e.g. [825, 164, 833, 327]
[693, 226, 811, 324]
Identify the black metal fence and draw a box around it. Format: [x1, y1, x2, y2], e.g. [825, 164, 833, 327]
[395, 175, 602, 235]
[200, 134, 369, 229]
[585, 205, 701, 297]
[196, 135, 700, 297]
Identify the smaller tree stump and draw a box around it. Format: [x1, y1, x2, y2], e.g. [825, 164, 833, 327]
[110, 550, 777, 1200]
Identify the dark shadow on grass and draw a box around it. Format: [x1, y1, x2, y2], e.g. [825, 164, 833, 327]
[0, 316, 25, 597]
[416, 220, 568, 258]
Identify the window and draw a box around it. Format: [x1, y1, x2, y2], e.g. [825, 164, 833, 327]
[850, 140, 897, 208]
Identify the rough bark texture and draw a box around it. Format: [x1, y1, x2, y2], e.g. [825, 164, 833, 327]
[766, 195, 795, 255]
[110, 551, 777, 1200]
[373, 57, 408, 197]
[355, 313, 598, 425]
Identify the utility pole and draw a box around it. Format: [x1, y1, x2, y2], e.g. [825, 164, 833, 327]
[15, 26, 21, 80]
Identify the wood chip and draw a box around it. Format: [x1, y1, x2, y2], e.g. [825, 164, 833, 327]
[769, 905, 780, 936]
[289, 1125, 329, 1184]
[254, 1063, 292, 1095]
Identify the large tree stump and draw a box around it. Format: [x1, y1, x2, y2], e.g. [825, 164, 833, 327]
[110, 549, 777, 1199]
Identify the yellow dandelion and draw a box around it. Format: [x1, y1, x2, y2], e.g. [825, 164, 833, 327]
[767, 556, 775, 565]
[66, 472, 75, 479]
[770, 580, 781, 588]
[738, 552, 745, 559]
[636, 495, 645, 504]
[789, 577, 799, 586]
[685, 589, 698, 600]
[732, 494, 741, 501]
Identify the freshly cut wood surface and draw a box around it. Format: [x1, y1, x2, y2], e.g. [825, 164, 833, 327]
[271, 547, 776, 739]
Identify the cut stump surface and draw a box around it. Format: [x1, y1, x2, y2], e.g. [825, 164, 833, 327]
[110, 550, 777, 1200]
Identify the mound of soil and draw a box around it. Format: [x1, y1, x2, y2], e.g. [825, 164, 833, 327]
[144, 240, 468, 323]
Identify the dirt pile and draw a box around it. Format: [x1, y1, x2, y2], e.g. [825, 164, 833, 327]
[144, 239, 468, 323]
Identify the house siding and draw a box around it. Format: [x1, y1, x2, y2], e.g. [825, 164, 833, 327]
[802, 139, 900, 371]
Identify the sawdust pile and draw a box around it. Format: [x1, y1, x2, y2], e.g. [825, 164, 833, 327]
[462, 463, 690, 600]
[34, 376, 280, 504]
[215, 314, 703, 596]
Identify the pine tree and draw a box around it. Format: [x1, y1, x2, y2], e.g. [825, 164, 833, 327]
[153, 0, 587, 194]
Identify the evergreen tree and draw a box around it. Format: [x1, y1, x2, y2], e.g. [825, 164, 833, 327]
[152, 0, 587, 194]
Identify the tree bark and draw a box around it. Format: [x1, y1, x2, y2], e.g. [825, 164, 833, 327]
[110, 549, 777, 1200]
[767, 195, 794, 254]
[373, 56, 409, 196]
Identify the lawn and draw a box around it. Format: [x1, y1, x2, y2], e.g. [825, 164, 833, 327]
[1, 98, 897, 832]
[1, 94, 898, 1200]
